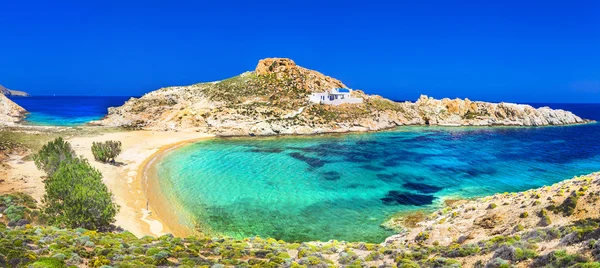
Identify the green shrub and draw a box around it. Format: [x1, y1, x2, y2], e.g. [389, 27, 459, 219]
[414, 232, 430, 243]
[31, 257, 67, 268]
[91, 141, 122, 163]
[32, 137, 75, 176]
[520, 212, 529, 218]
[547, 191, 579, 217]
[42, 157, 119, 231]
[397, 258, 420, 268]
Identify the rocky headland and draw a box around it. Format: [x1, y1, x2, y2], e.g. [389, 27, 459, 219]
[92, 58, 592, 136]
[0, 93, 27, 125]
[0, 84, 30, 97]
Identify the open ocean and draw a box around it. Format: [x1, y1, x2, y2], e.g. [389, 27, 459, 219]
[9, 96, 131, 126]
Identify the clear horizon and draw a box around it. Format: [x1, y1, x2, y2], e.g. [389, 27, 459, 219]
[1, 0, 598, 103]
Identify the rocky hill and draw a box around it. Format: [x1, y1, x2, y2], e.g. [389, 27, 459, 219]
[0, 84, 30, 97]
[0, 93, 27, 125]
[92, 58, 591, 135]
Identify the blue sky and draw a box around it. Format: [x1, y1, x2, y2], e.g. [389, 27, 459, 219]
[0, 0, 598, 102]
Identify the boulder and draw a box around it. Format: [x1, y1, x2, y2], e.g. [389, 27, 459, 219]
[0, 94, 27, 125]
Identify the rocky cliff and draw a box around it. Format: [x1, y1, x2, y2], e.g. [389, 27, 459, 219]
[92, 58, 592, 135]
[0, 94, 27, 125]
[0, 84, 30, 97]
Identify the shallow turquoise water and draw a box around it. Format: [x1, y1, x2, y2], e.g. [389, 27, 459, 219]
[155, 122, 600, 243]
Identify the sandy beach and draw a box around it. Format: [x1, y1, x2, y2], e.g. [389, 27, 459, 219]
[5, 129, 214, 237]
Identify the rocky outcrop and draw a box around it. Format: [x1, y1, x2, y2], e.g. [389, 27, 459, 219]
[92, 58, 592, 135]
[0, 94, 27, 125]
[0, 84, 30, 97]
[415, 95, 586, 126]
[384, 173, 600, 247]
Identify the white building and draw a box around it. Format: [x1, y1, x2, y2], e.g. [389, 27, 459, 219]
[309, 88, 363, 105]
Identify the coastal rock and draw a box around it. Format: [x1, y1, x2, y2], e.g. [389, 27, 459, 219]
[92, 58, 592, 135]
[0, 94, 27, 125]
[0, 84, 30, 97]
[384, 173, 600, 248]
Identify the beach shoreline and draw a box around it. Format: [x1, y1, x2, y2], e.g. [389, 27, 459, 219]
[65, 130, 215, 237]
[137, 135, 214, 238]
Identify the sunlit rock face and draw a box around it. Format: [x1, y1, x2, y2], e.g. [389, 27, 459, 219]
[0, 94, 26, 125]
[92, 58, 591, 135]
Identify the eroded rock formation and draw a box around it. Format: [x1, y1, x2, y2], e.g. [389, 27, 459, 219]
[0, 84, 30, 97]
[0, 94, 27, 125]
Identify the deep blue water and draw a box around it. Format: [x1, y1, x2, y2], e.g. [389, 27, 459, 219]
[153, 104, 600, 243]
[8, 96, 131, 126]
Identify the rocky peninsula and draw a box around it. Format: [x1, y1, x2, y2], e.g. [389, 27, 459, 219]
[92, 58, 591, 136]
[0, 84, 30, 97]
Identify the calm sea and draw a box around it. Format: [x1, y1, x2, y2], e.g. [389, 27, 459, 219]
[9, 96, 131, 126]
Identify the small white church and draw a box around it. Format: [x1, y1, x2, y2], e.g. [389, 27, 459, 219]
[309, 88, 363, 105]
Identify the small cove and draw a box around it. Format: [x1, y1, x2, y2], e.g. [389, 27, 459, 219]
[150, 110, 600, 242]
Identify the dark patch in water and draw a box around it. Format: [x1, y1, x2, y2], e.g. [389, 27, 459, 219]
[346, 183, 363, 189]
[248, 148, 284, 154]
[380, 191, 435, 206]
[403, 182, 443, 194]
[322, 171, 341, 181]
[382, 159, 398, 167]
[345, 155, 371, 163]
[289, 152, 325, 168]
[359, 164, 386, 172]
[465, 167, 497, 176]
[528, 167, 546, 172]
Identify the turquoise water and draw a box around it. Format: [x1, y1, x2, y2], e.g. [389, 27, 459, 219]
[9, 96, 130, 126]
[155, 117, 600, 242]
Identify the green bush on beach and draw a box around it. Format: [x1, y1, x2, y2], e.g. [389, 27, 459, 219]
[91, 140, 122, 163]
[32, 137, 76, 176]
[32, 138, 120, 231]
[43, 157, 119, 231]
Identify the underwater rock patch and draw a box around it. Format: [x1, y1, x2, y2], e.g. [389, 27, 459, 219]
[359, 164, 386, 172]
[288, 152, 325, 168]
[322, 171, 341, 181]
[247, 148, 284, 153]
[380, 190, 435, 206]
[402, 182, 443, 194]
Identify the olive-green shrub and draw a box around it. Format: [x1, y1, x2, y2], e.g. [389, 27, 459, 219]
[42, 156, 119, 231]
[91, 140, 122, 163]
[32, 137, 75, 176]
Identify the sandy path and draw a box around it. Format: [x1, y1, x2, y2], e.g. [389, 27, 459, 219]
[1, 155, 45, 200]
